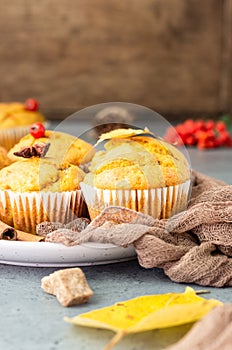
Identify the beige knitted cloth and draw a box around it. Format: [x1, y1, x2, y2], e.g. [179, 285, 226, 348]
[166, 304, 232, 350]
[46, 171, 232, 287]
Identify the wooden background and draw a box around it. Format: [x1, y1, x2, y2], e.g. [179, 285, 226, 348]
[0, 0, 231, 120]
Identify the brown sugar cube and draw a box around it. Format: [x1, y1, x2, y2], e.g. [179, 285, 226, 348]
[41, 268, 93, 307]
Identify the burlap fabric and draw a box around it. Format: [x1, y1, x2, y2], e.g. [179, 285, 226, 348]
[166, 304, 232, 350]
[45, 171, 232, 287]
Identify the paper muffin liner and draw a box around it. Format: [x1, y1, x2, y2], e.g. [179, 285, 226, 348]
[80, 180, 191, 220]
[0, 189, 87, 234]
[0, 121, 49, 150]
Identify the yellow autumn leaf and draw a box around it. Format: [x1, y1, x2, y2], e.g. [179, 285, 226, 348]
[64, 287, 222, 350]
[95, 127, 153, 145]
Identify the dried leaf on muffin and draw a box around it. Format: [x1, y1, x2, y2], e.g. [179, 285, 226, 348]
[95, 127, 153, 145]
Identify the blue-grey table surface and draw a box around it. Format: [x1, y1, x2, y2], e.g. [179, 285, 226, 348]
[1, 119, 231, 350]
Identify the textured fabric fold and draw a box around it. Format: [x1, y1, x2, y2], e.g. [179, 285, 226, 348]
[165, 305, 232, 350]
[45, 170, 232, 287]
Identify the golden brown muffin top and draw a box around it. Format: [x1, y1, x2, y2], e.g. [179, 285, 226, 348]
[84, 129, 190, 190]
[0, 146, 12, 170]
[0, 157, 85, 192]
[0, 102, 45, 129]
[8, 130, 95, 166]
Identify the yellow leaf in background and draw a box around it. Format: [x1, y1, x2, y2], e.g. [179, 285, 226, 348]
[95, 127, 153, 145]
[64, 287, 222, 350]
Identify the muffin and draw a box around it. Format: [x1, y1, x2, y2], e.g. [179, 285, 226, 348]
[81, 128, 191, 220]
[0, 156, 87, 234]
[0, 146, 11, 170]
[0, 99, 47, 150]
[8, 129, 95, 167]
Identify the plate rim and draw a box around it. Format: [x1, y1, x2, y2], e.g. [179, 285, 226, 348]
[0, 240, 136, 267]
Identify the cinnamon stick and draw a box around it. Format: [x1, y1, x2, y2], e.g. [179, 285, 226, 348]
[0, 221, 44, 242]
[17, 229, 44, 242]
[0, 221, 17, 241]
[0, 227, 17, 240]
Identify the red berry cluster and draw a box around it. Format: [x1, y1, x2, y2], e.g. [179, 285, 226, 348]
[164, 119, 232, 149]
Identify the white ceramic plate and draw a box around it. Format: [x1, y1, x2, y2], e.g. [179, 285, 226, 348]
[0, 241, 136, 267]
